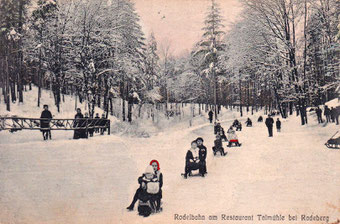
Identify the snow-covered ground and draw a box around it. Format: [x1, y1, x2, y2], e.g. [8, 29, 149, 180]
[0, 91, 340, 224]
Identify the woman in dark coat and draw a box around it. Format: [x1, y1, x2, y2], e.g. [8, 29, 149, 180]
[73, 108, 85, 139]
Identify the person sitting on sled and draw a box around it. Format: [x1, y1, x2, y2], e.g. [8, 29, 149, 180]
[227, 127, 241, 147]
[236, 122, 242, 131]
[183, 141, 204, 178]
[212, 135, 226, 156]
[232, 119, 239, 128]
[214, 122, 221, 135]
[245, 118, 252, 127]
[127, 165, 159, 216]
[219, 127, 227, 141]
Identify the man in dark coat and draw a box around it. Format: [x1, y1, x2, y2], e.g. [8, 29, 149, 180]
[40, 105, 53, 140]
[196, 137, 207, 174]
[324, 106, 331, 122]
[265, 115, 274, 137]
[73, 108, 86, 139]
[335, 106, 340, 125]
[316, 107, 323, 123]
[94, 113, 100, 133]
[331, 107, 336, 123]
[276, 118, 281, 132]
[208, 110, 213, 123]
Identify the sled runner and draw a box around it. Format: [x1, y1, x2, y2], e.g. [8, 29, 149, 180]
[181, 170, 206, 178]
[325, 131, 340, 149]
[181, 173, 205, 178]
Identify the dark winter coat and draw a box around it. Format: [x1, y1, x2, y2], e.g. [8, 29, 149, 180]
[74, 113, 84, 127]
[324, 107, 330, 116]
[198, 145, 207, 161]
[276, 120, 281, 129]
[316, 108, 322, 116]
[214, 139, 223, 149]
[265, 117, 274, 127]
[208, 111, 213, 119]
[214, 124, 221, 134]
[185, 149, 199, 164]
[40, 110, 52, 128]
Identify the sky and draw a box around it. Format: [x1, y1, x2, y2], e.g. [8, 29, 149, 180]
[132, 0, 243, 57]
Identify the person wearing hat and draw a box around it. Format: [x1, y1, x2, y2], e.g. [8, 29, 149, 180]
[40, 104, 53, 140]
[196, 138, 207, 174]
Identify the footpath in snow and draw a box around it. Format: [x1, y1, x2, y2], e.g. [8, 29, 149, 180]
[0, 109, 340, 224]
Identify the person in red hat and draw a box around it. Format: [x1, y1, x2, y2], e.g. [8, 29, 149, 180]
[150, 160, 163, 212]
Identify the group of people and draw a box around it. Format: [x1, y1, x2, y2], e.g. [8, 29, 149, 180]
[316, 105, 339, 125]
[39, 105, 108, 140]
[183, 138, 207, 178]
[127, 160, 163, 217]
[264, 115, 281, 137]
[73, 108, 107, 139]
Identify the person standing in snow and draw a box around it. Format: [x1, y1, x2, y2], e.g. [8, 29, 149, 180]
[183, 141, 204, 178]
[94, 113, 100, 133]
[335, 106, 340, 125]
[100, 113, 106, 135]
[73, 108, 85, 139]
[330, 107, 336, 123]
[40, 105, 52, 140]
[196, 137, 207, 174]
[149, 160, 163, 212]
[316, 107, 323, 123]
[324, 106, 331, 123]
[265, 115, 274, 137]
[208, 110, 213, 123]
[276, 118, 281, 132]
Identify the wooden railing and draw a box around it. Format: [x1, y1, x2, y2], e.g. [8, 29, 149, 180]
[0, 117, 110, 135]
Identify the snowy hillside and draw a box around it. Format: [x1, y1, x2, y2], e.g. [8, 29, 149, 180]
[1, 92, 339, 224]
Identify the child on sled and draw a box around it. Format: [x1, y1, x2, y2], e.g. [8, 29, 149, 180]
[227, 127, 241, 147]
[212, 135, 226, 156]
[127, 165, 161, 217]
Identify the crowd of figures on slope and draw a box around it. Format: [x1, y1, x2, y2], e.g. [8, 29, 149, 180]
[40, 105, 109, 140]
